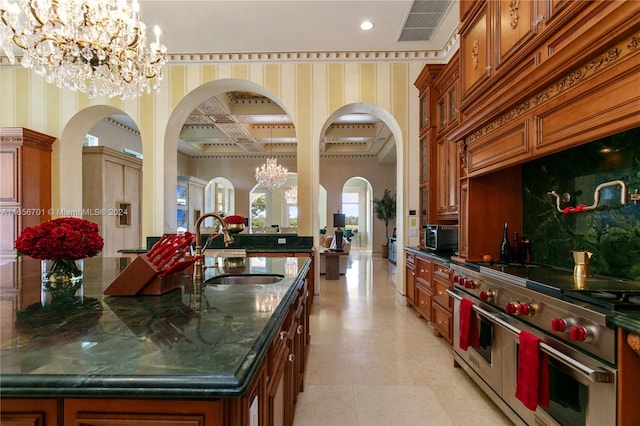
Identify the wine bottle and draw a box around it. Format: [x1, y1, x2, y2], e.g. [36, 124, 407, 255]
[499, 222, 511, 264]
[511, 231, 521, 264]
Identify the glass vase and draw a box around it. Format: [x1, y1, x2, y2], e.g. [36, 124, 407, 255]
[41, 258, 84, 305]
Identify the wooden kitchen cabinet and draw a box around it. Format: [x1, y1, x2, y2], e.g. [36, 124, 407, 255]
[0, 128, 55, 258]
[0, 398, 59, 426]
[405, 250, 416, 306]
[431, 261, 453, 344]
[1, 263, 312, 426]
[451, 0, 640, 264]
[433, 52, 460, 221]
[63, 398, 223, 425]
[415, 53, 460, 225]
[414, 64, 444, 235]
[414, 255, 432, 321]
[404, 251, 454, 345]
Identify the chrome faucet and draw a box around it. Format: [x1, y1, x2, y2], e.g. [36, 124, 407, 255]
[194, 212, 234, 279]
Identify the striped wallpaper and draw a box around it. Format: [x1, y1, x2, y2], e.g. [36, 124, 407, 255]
[0, 59, 436, 246]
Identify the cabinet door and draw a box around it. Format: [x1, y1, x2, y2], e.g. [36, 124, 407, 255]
[1, 398, 59, 426]
[436, 139, 448, 216]
[461, 4, 490, 99]
[436, 139, 459, 219]
[405, 261, 416, 306]
[415, 283, 432, 321]
[432, 302, 453, 344]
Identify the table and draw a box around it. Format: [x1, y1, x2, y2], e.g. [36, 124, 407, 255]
[320, 250, 348, 280]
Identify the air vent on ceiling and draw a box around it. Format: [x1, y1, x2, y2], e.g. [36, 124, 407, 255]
[399, 0, 451, 42]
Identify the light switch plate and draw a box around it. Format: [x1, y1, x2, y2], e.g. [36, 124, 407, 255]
[278, 238, 286, 244]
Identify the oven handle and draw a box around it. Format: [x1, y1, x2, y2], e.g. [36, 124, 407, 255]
[448, 290, 614, 383]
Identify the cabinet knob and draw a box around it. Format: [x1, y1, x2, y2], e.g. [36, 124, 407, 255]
[297, 325, 303, 334]
[280, 331, 287, 340]
[288, 354, 296, 362]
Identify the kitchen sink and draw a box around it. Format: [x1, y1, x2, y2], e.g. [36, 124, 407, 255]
[206, 274, 285, 285]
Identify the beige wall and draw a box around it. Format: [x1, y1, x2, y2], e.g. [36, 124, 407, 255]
[0, 58, 446, 292]
[180, 156, 395, 251]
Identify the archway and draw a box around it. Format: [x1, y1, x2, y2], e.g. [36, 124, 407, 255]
[342, 177, 373, 251]
[319, 102, 401, 256]
[163, 79, 295, 234]
[59, 106, 143, 255]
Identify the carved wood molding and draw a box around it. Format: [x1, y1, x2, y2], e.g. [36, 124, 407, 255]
[509, 0, 520, 30]
[465, 33, 638, 145]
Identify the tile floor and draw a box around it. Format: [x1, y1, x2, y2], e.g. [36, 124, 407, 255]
[293, 249, 514, 426]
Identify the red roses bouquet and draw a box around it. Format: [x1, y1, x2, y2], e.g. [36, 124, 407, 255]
[225, 215, 246, 225]
[15, 217, 104, 260]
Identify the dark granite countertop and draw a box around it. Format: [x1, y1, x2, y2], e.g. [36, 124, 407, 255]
[0, 255, 310, 399]
[404, 246, 640, 334]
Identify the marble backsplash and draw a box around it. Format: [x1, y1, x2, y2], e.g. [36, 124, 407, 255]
[522, 127, 640, 280]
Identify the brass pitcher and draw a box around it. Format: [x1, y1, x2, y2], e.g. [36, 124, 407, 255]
[572, 250, 593, 278]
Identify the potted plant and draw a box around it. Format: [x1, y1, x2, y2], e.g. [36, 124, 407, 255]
[373, 189, 396, 258]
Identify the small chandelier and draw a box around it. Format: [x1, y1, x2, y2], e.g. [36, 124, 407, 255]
[255, 125, 288, 191]
[255, 158, 288, 191]
[0, 0, 167, 99]
[285, 186, 297, 204]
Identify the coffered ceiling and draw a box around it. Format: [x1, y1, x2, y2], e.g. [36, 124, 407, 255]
[114, 1, 458, 162]
[177, 91, 394, 162]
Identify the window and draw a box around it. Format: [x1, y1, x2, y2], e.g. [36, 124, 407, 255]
[83, 134, 99, 146]
[342, 192, 359, 231]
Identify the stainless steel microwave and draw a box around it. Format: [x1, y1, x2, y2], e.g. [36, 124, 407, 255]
[424, 225, 458, 251]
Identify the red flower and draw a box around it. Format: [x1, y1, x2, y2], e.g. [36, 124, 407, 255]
[225, 215, 246, 225]
[15, 217, 104, 260]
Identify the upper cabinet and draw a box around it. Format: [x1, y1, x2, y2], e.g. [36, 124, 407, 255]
[414, 53, 461, 227]
[434, 52, 460, 220]
[452, 0, 640, 177]
[414, 64, 444, 239]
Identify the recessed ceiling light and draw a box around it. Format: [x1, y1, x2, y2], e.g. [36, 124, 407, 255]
[360, 20, 374, 31]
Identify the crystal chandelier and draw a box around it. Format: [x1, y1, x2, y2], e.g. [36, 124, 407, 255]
[255, 125, 288, 191]
[255, 158, 288, 191]
[285, 186, 297, 204]
[0, 0, 167, 99]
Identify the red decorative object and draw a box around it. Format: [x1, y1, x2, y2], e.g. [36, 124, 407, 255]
[225, 215, 246, 225]
[15, 217, 104, 260]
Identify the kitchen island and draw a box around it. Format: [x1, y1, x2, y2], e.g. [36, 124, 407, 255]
[0, 255, 312, 425]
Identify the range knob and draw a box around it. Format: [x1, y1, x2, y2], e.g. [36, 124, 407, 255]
[517, 303, 536, 316]
[569, 326, 593, 342]
[453, 275, 460, 283]
[479, 290, 494, 302]
[464, 279, 476, 289]
[551, 318, 568, 332]
[551, 317, 576, 332]
[505, 302, 518, 315]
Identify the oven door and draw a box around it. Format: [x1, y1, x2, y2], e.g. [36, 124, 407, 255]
[451, 294, 504, 395]
[499, 315, 616, 426]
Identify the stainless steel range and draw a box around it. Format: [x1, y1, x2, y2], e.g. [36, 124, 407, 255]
[448, 262, 640, 426]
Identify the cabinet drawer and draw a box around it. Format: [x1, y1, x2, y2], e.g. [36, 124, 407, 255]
[432, 262, 450, 280]
[432, 303, 453, 344]
[415, 257, 432, 285]
[415, 284, 432, 321]
[433, 278, 452, 312]
[406, 251, 416, 266]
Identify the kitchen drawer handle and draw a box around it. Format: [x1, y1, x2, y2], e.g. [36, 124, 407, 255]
[297, 325, 303, 334]
[280, 331, 287, 340]
[288, 354, 296, 362]
[447, 289, 615, 383]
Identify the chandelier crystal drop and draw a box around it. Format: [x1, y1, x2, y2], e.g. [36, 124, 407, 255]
[255, 158, 288, 191]
[0, 0, 167, 99]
